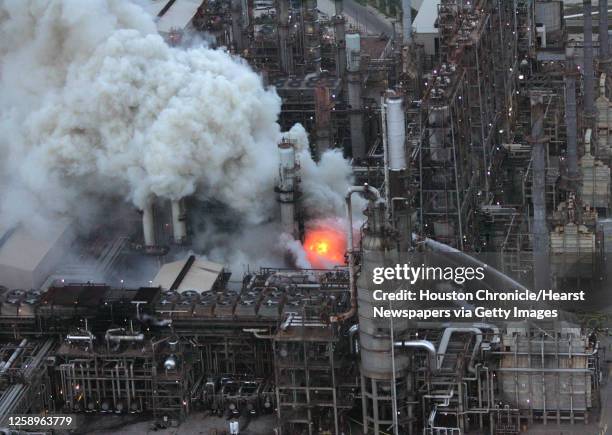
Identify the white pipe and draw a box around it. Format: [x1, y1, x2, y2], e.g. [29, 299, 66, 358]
[386, 94, 407, 171]
[437, 327, 482, 374]
[0, 339, 27, 375]
[394, 339, 437, 372]
[105, 329, 144, 343]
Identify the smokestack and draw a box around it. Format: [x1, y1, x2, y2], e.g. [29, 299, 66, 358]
[584, 0, 596, 126]
[565, 47, 580, 189]
[278, 0, 292, 74]
[346, 33, 365, 158]
[530, 93, 551, 291]
[171, 199, 187, 244]
[402, 0, 412, 43]
[333, 0, 346, 76]
[142, 199, 156, 247]
[600, 0, 609, 69]
[277, 140, 298, 237]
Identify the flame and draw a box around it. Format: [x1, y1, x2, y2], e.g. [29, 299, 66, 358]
[304, 226, 346, 268]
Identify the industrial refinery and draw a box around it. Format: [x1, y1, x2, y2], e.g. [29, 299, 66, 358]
[0, 0, 612, 434]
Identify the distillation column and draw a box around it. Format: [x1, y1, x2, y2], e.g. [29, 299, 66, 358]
[333, 0, 346, 77]
[231, 0, 243, 52]
[385, 93, 412, 250]
[600, 0, 610, 76]
[530, 93, 551, 291]
[402, 0, 412, 43]
[302, 0, 321, 73]
[278, 0, 292, 74]
[565, 47, 581, 189]
[584, 0, 596, 129]
[346, 33, 366, 159]
[277, 140, 299, 237]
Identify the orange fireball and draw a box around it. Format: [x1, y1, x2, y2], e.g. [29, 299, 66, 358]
[304, 227, 346, 268]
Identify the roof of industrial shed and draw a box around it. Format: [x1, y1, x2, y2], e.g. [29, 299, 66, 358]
[0, 221, 72, 273]
[152, 256, 224, 293]
[155, 0, 202, 33]
[413, 0, 440, 35]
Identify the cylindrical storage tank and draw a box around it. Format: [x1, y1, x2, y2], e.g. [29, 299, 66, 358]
[386, 96, 407, 170]
[142, 200, 155, 247]
[171, 199, 187, 244]
[345, 33, 361, 72]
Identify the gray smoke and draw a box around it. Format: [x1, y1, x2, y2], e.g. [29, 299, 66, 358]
[0, 0, 358, 269]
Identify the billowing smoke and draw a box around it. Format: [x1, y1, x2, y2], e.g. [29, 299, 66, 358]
[0, 0, 358, 270]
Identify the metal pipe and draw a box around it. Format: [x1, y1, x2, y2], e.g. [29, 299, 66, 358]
[0, 339, 27, 375]
[105, 329, 144, 343]
[394, 339, 437, 372]
[437, 327, 482, 374]
[348, 324, 360, 354]
[584, 0, 596, 125]
[472, 322, 500, 343]
[402, 0, 412, 43]
[330, 185, 381, 323]
[600, 0, 609, 66]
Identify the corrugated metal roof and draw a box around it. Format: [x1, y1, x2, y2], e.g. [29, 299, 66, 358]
[153, 257, 224, 293]
[413, 0, 440, 35]
[156, 0, 201, 33]
[0, 221, 71, 272]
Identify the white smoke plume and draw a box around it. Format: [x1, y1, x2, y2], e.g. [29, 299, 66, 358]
[0, 0, 358, 269]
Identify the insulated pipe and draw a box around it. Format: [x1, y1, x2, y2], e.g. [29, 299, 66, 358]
[0, 339, 27, 375]
[348, 324, 360, 354]
[472, 322, 501, 344]
[105, 329, 144, 343]
[142, 199, 155, 247]
[394, 339, 437, 372]
[171, 199, 187, 244]
[402, 0, 412, 43]
[584, 0, 596, 125]
[329, 184, 381, 323]
[437, 327, 482, 374]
